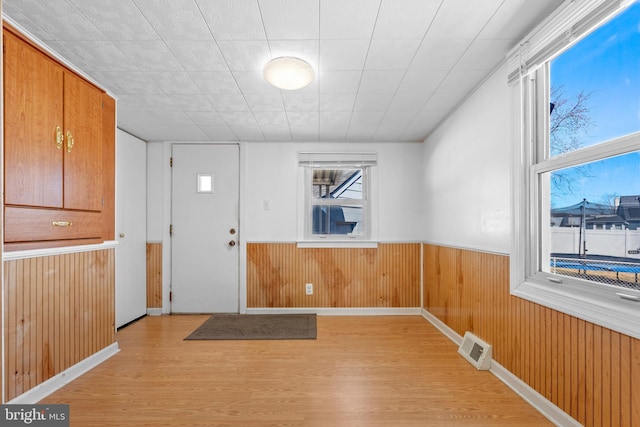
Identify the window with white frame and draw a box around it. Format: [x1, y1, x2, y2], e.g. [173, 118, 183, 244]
[298, 152, 376, 241]
[509, 0, 640, 339]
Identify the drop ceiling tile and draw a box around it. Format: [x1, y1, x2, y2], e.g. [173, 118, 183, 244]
[218, 41, 272, 71]
[149, 111, 196, 126]
[200, 125, 238, 141]
[207, 94, 250, 113]
[319, 93, 357, 112]
[320, 0, 381, 40]
[423, 92, 467, 114]
[233, 71, 280, 95]
[91, 71, 161, 95]
[349, 111, 385, 127]
[455, 38, 516, 70]
[159, 125, 211, 141]
[436, 68, 489, 95]
[196, 0, 266, 40]
[365, 39, 421, 70]
[318, 70, 362, 93]
[7, 0, 104, 41]
[146, 72, 201, 95]
[396, 68, 449, 95]
[259, 0, 319, 39]
[254, 111, 289, 127]
[426, 0, 503, 39]
[165, 41, 228, 71]
[186, 111, 226, 127]
[245, 93, 285, 112]
[115, 40, 183, 71]
[47, 41, 139, 72]
[220, 112, 259, 126]
[411, 38, 473, 71]
[289, 114, 320, 140]
[69, 0, 158, 40]
[319, 39, 370, 70]
[358, 70, 404, 93]
[282, 93, 319, 112]
[479, 0, 560, 40]
[133, 0, 212, 40]
[319, 112, 351, 140]
[387, 92, 429, 112]
[353, 92, 395, 112]
[374, 111, 415, 138]
[190, 72, 241, 95]
[167, 94, 214, 111]
[130, 94, 179, 111]
[372, 0, 440, 40]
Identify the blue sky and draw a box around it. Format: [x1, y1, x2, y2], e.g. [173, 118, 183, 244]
[550, 1, 640, 207]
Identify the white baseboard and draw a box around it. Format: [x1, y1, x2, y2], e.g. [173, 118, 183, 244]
[7, 342, 120, 404]
[420, 309, 579, 427]
[247, 307, 422, 316]
[146, 308, 162, 316]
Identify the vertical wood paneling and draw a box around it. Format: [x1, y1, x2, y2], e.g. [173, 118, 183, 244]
[3, 249, 115, 402]
[247, 243, 420, 308]
[422, 243, 640, 427]
[146, 243, 163, 308]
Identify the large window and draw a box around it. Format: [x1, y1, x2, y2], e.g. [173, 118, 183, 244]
[510, 0, 640, 339]
[298, 152, 376, 243]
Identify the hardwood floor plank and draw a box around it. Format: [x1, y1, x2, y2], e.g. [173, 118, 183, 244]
[42, 316, 551, 426]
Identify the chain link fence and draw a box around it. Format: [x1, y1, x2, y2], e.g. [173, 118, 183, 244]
[550, 257, 640, 290]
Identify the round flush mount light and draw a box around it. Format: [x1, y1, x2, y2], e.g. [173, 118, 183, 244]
[263, 56, 314, 90]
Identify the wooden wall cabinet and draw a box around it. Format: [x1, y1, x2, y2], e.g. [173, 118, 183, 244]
[3, 25, 115, 250]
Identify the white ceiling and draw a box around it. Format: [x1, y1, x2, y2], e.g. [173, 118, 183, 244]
[3, 0, 561, 143]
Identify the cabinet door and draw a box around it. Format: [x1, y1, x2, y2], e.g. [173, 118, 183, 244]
[63, 71, 103, 211]
[3, 30, 64, 208]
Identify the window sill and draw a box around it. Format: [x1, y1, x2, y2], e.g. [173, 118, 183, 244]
[512, 278, 640, 340]
[297, 240, 378, 249]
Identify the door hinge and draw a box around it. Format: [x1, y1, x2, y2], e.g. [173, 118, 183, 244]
[170, 224, 173, 236]
[169, 291, 172, 302]
[170, 157, 173, 167]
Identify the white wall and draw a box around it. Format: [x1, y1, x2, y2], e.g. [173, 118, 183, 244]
[244, 142, 424, 242]
[422, 63, 512, 254]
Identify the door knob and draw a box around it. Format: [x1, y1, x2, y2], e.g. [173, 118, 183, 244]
[229, 228, 236, 235]
[228, 240, 236, 247]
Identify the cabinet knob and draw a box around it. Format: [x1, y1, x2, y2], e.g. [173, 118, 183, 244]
[228, 240, 236, 247]
[120, 233, 125, 238]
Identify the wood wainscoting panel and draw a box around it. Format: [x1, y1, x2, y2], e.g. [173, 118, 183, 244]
[3, 249, 115, 402]
[146, 243, 163, 309]
[422, 243, 640, 427]
[247, 243, 420, 308]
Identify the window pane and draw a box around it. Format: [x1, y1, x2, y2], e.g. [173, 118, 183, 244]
[312, 205, 363, 236]
[549, 2, 640, 156]
[545, 151, 640, 289]
[312, 169, 363, 200]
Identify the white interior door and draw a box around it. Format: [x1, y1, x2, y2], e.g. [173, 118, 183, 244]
[115, 130, 147, 328]
[171, 144, 239, 313]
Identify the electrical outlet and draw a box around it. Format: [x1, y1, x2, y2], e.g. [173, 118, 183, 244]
[305, 283, 313, 295]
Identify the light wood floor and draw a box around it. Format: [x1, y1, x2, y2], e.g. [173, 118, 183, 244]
[42, 315, 552, 426]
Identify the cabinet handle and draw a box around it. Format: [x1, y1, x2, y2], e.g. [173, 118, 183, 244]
[66, 130, 75, 153]
[52, 221, 72, 227]
[55, 126, 64, 150]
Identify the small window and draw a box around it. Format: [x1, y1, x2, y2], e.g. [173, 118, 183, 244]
[299, 152, 376, 242]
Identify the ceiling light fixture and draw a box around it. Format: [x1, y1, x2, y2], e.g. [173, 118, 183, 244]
[263, 56, 314, 90]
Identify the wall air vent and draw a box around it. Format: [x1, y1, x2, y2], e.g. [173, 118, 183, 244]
[458, 331, 492, 370]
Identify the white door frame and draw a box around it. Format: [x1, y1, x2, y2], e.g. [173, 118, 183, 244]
[159, 141, 247, 314]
